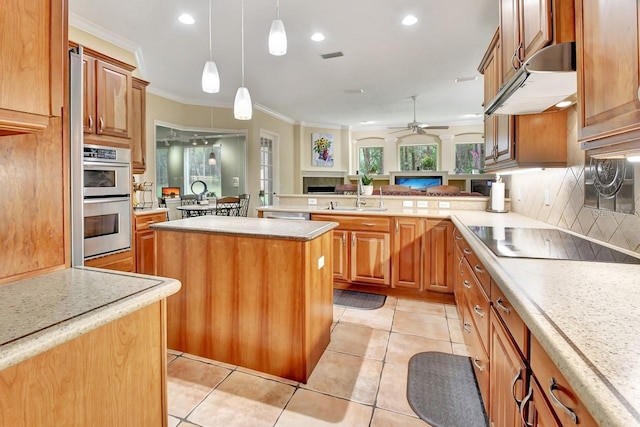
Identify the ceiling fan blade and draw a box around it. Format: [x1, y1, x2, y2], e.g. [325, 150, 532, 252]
[420, 125, 449, 130]
[389, 128, 409, 134]
[416, 127, 426, 135]
[387, 126, 409, 129]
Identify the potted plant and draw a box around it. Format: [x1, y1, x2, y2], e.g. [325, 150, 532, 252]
[360, 173, 375, 196]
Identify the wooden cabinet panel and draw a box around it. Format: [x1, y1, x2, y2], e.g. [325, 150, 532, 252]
[392, 217, 422, 290]
[522, 377, 563, 427]
[134, 212, 166, 275]
[351, 231, 390, 286]
[520, 0, 552, 62]
[462, 301, 491, 409]
[576, 0, 640, 155]
[95, 60, 132, 139]
[491, 279, 528, 357]
[131, 78, 149, 174]
[461, 259, 490, 352]
[85, 249, 135, 272]
[332, 230, 349, 281]
[82, 55, 97, 133]
[490, 311, 527, 427]
[500, 0, 520, 83]
[423, 219, 454, 293]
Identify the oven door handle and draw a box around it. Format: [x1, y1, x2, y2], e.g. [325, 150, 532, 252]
[83, 161, 130, 168]
[83, 196, 131, 204]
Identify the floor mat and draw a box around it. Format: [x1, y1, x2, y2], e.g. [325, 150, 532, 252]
[407, 351, 488, 427]
[333, 289, 386, 310]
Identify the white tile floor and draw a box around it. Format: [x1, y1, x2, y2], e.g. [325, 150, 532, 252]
[167, 296, 468, 427]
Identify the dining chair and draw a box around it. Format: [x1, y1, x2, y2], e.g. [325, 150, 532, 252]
[215, 196, 241, 216]
[335, 184, 358, 195]
[380, 185, 412, 195]
[426, 185, 461, 196]
[238, 194, 250, 217]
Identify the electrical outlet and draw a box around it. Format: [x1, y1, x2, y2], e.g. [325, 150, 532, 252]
[544, 189, 550, 206]
[317, 255, 325, 269]
[232, 177, 239, 187]
[402, 200, 414, 208]
[438, 201, 451, 209]
[417, 200, 429, 208]
[308, 198, 317, 205]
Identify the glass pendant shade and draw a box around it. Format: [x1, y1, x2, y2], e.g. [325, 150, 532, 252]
[234, 87, 252, 120]
[201, 61, 220, 93]
[268, 19, 287, 55]
[208, 151, 217, 165]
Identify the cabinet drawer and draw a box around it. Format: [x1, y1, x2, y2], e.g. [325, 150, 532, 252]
[462, 302, 490, 409]
[454, 228, 490, 296]
[530, 336, 597, 427]
[313, 214, 391, 233]
[461, 258, 490, 352]
[490, 280, 528, 357]
[135, 212, 167, 231]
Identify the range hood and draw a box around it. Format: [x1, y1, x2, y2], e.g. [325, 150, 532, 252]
[485, 42, 576, 116]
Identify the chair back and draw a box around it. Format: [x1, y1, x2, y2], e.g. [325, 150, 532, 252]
[238, 194, 250, 217]
[380, 185, 412, 195]
[181, 194, 198, 205]
[426, 185, 461, 196]
[215, 196, 241, 216]
[335, 184, 358, 195]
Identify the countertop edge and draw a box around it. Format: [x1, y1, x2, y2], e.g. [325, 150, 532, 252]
[450, 214, 633, 427]
[0, 271, 181, 372]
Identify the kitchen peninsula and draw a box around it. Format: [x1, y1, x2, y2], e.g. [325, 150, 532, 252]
[152, 216, 337, 382]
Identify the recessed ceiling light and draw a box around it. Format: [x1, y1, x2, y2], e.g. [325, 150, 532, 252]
[626, 155, 640, 162]
[555, 100, 573, 108]
[361, 120, 375, 124]
[402, 15, 418, 26]
[311, 32, 325, 42]
[178, 13, 195, 25]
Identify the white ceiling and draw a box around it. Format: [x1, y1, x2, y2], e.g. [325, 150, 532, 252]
[68, 0, 498, 129]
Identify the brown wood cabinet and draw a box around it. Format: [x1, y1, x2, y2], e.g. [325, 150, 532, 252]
[331, 229, 349, 281]
[134, 211, 167, 275]
[391, 217, 422, 290]
[84, 249, 135, 272]
[526, 377, 562, 427]
[423, 219, 454, 293]
[132, 77, 149, 173]
[0, 302, 168, 426]
[0, 0, 65, 136]
[576, 0, 640, 156]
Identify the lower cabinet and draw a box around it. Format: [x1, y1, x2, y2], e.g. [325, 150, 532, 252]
[84, 248, 135, 272]
[423, 219, 454, 293]
[134, 211, 167, 275]
[391, 217, 422, 289]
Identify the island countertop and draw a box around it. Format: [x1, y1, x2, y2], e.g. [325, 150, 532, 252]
[0, 267, 181, 371]
[151, 215, 338, 241]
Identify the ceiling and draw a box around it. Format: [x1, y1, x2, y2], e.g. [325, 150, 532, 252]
[68, 0, 498, 130]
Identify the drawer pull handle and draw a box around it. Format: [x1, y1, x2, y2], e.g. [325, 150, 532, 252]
[463, 280, 472, 289]
[351, 234, 355, 247]
[474, 265, 485, 274]
[458, 257, 464, 275]
[463, 322, 471, 333]
[395, 219, 399, 233]
[342, 234, 346, 246]
[495, 297, 511, 314]
[511, 371, 523, 408]
[362, 222, 376, 227]
[520, 385, 534, 427]
[473, 305, 484, 318]
[455, 234, 463, 240]
[99, 117, 104, 132]
[549, 377, 579, 424]
[88, 115, 93, 130]
[472, 356, 484, 372]
[463, 248, 472, 255]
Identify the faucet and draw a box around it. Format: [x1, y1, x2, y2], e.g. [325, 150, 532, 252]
[356, 175, 366, 207]
[378, 187, 384, 209]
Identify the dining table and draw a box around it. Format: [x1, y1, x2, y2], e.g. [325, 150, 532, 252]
[176, 197, 241, 218]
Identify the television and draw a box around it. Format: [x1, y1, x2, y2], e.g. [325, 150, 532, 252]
[389, 171, 449, 193]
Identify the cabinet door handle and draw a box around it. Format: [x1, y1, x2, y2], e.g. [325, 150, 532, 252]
[463, 321, 471, 333]
[474, 265, 485, 274]
[463, 248, 472, 255]
[549, 377, 579, 424]
[495, 297, 511, 314]
[463, 280, 472, 289]
[99, 117, 104, 132]
[473, 305, 484, 318]
[472, 356, 484, 372]
[395, 219, 399, 233]
[342, 233, 346, 246]
[454, 234, 463, 240]
[142, 155, 146, 166]
[520, 385, 534, 427]
[458, 257, 464, 275]
[511, 371, 523, 408]
[351, 233, 355, 247]
[88, 115, 93, 130]
[362, 222, 376, 227]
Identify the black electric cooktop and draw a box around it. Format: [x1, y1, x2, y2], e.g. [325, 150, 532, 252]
[468, 226, 640, 264]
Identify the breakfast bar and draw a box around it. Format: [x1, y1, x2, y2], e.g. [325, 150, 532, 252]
[152, 216, 338, 382]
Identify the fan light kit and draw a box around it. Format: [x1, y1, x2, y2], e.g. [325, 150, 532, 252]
[388, 95, 449, 135]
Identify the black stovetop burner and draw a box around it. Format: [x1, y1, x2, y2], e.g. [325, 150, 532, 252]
[468, 226, 640, 264]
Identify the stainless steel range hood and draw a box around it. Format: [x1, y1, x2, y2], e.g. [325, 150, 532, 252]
[485, 42, 576, 116]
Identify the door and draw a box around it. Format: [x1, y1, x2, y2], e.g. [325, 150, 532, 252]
[522, 379, 562, 427]
[424, 220, 454, 293]
[95, 59, 132, 138]
[332, 230, 349, 281]
[351, 231, 390, 286]
[260, 132, 278, 206]
[391, 217, 422, 290]
[136, 230, 156, 275]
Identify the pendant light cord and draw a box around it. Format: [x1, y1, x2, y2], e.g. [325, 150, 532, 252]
[276, 0, 280, 19]
[208, 0, 212, 61]
[241, 0, 245, 86]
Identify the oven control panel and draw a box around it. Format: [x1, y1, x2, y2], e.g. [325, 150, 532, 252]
[83, 144, 131, 163]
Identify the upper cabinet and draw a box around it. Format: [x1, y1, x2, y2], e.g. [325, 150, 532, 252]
[131, 78, 149, 174]
[0, 0, 65, 136]
[77, 46, 134, 147]
[577, 1, 640, 157]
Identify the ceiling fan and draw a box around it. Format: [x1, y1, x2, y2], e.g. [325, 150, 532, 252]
[388, 95, 449, 135]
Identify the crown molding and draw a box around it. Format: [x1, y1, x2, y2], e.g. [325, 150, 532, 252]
[254, 104, 296, 124]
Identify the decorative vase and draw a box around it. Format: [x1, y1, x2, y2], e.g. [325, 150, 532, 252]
[362, 185, 374, 196]
[472, 168, 480, 174]
[322, 149, 329, 160]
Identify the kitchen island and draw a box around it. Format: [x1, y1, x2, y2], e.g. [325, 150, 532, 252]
[152, 216, 337, 382]
[0, 267, 181, 426]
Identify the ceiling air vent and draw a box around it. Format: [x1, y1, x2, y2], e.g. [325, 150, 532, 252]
[321, 51, 344, 59]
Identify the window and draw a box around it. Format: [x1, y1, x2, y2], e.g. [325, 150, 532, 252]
[156, 147, 168, 191]
[260, 136, 275, 206]
[399, 145, 438, 171]
[454, 143, 484, 173]
[358, 146, 384, 174]
[183, 145, 221, 196]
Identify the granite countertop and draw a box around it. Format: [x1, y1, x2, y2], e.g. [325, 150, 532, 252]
[151, 215, 338, 241]
[257, 204, 454, 219]
[133, 207, 169, 216]
[451, 211, 640, 427]
[0, 267, 181, 371]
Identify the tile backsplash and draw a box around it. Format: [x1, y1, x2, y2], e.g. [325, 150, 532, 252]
[509, 108, 640, 254]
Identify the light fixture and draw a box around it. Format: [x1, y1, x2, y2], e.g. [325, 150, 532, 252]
[178, 13, 195, 25]
[234, 0, 252, 120]
[626, 155, 640, 163]
[201, 0, 220, 93]
[268, 0, 287, 56]
[208, 151, 217, 165]
[402, 15, 418, 26]
[555, 100, 573, 108]
[311, 32, 325, 42]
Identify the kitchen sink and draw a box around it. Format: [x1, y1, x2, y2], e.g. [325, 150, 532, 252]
[327, 206, 388, 212]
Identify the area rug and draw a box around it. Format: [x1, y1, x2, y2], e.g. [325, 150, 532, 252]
[332, 289, 386, 310]
[407, 351, 488, 427]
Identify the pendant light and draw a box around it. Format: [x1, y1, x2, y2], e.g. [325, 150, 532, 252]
[234, 0, 252, 120]
[201, 0, 220, 93]
[268, 0, 287, 56]
[208, 151, 217, 165]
